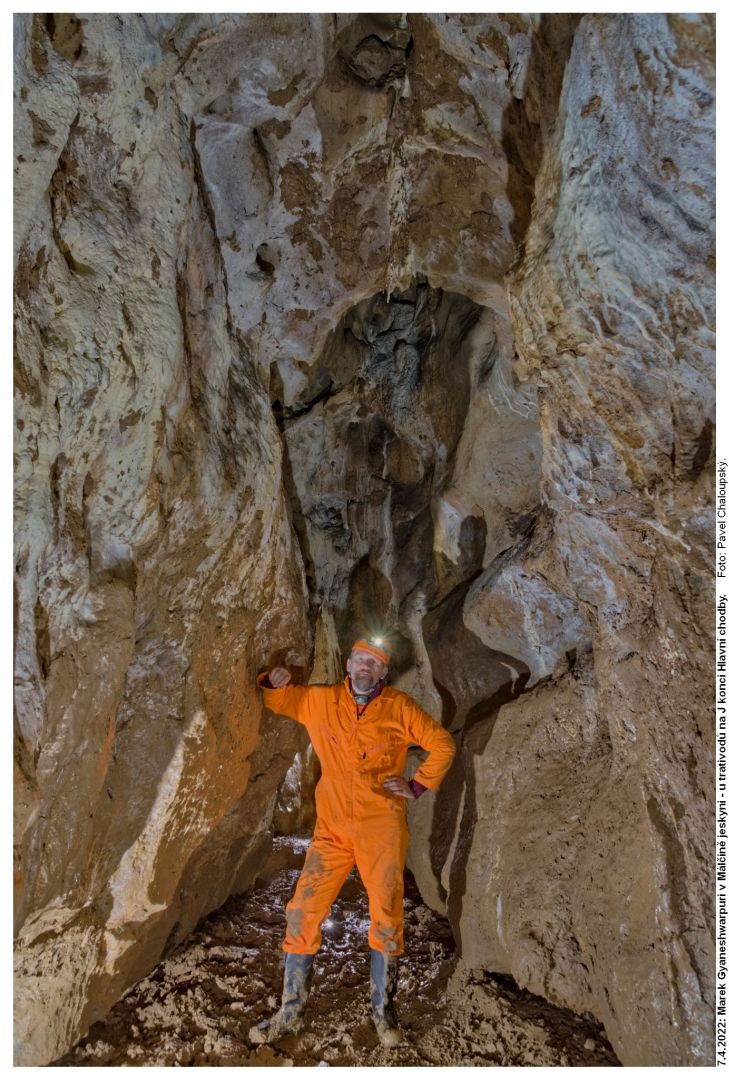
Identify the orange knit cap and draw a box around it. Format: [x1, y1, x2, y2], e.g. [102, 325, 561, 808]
[351, 638, 391, 666]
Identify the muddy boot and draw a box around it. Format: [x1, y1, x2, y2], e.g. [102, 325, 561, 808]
[249, 953, 314, 1044]
[370, 948, 405, 1047]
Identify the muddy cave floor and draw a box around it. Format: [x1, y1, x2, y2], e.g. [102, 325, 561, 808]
[58, 837, 619, 1067]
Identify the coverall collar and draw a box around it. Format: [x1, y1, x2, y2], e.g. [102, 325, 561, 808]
[346, 675, 385, 710]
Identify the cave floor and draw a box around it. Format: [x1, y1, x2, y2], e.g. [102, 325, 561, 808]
[58, 836, 620, 1067]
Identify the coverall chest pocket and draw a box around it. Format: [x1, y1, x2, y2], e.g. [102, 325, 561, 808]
[321, 724, 340, 747]
[361, 737, 403, 765]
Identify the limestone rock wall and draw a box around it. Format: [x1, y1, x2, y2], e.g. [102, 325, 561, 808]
[14, 12, 714, 1068]
[13, 14, 312, 1066]
[442, 13, 715, 1066]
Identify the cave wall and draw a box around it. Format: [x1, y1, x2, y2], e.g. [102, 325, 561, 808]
[455, 15, 715, 1067]
[13, 14, 314, 1066]
[13, 12, 714, 1067]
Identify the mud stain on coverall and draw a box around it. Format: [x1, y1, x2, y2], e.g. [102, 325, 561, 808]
[299, 847, 325, 900]
[286, 906, 305, 941]
[372, 920, 400, 954]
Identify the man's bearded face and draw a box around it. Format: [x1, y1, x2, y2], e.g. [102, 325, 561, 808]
[347, 648, 387, 693]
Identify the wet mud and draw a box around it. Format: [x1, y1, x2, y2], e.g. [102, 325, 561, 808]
[57, 837, 620, 1067]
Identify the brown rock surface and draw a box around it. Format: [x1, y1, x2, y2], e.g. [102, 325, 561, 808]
[14, 13, 312, 1066]
[14, 11, 714, 1068]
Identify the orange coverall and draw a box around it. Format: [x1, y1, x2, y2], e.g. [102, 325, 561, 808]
[258, 673, 456, 956]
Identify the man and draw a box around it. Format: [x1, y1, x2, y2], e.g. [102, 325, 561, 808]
[249, 637, 456, 1048]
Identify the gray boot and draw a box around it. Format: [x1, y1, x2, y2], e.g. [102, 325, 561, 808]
[370, 948, 405, 1047]
[249, 953, 314, 1044]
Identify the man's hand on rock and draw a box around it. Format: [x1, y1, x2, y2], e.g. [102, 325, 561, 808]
[383, 776, 414, 799]
[269, 667, 292, 688]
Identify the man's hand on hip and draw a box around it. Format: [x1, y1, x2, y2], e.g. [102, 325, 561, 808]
[269, 667, 292, 688]
[383, 776, 415, 799]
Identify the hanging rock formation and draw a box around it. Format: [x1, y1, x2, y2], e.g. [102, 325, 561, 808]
[14, 12, 714, 1067]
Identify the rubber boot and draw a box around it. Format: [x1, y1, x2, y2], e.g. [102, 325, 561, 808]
[249, 953, 314, 1044]
[370, 948, 405, 1047]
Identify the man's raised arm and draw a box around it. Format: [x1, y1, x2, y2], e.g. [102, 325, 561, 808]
[257, 666, 311, 725]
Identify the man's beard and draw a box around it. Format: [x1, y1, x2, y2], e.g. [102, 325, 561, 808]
[351, 672, 377, 694]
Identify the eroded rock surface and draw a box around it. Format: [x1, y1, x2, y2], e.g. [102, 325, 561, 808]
[14, 12, 714, 1067]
